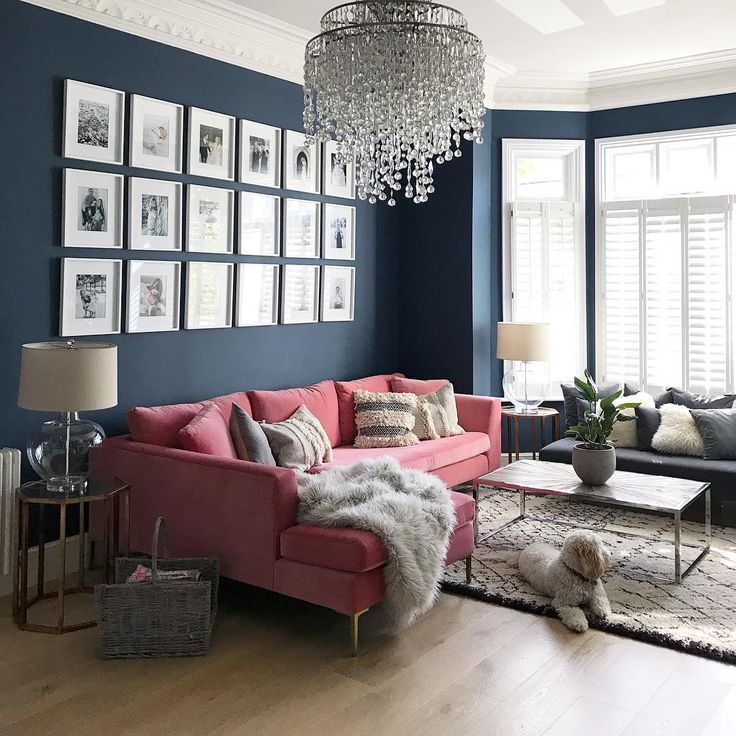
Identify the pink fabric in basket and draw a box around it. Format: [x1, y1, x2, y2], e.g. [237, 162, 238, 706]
[178, 403, 237, 459]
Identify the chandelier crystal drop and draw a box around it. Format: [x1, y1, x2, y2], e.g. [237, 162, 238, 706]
[304, 1, 486, 205]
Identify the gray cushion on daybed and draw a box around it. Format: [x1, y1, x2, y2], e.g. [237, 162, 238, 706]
[561, 381, 618, 431]
[691, 409, 736, 461]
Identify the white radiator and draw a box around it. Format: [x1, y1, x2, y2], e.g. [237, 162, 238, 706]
[0, 448, 21, 576]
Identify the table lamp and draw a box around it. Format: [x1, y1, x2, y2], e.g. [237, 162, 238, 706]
[496, 322, 552, 414]
[18, 340, 118, 492]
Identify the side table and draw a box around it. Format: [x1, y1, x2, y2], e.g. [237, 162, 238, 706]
[12, 477, 130, 634]
[502, 407, 561, 464]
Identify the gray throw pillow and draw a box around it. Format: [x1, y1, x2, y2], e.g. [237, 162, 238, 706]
[261, 405, 333, 471]
[636, 406, 661, 451]
[229, 405, 276, 465]
[691, 409, 736, 460]
[654, 388, 674, 407]
[670, 387, 736, 410]
[561, 380, 619, 431]
[415, 383, 464, 440]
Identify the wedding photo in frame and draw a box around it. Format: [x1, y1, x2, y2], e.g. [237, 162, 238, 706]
[63, 80, 124, 165]
[188, 107, 236, 180]
[239, 192, 280, 257]
[322, 140, 355, 199]
[126, 260, 181, 334]
[186, 185, 234, 254]
[129, 94, 184, 173]
[184, 261, 234, 330]
[128, 178, 182, 251]
[236, 263, 280, 327]
[239, 120, 281, 188]
[283, 129, 320, 193]
[322, 203, 356, 260]
[321, 265, 355, 322]
[62, 168, 124, 248]
[283, 198, 320, 258]
[60, 257, 122, 337]
[281, 264, 320, 325]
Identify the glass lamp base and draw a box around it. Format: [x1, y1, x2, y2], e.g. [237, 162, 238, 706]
[46, 475, 88, 493]
[502, 363, 549, 415]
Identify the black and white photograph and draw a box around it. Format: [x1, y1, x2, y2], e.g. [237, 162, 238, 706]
[239, 120, 281, 187]
[129, 178, 182, 251]
[63, 169, 123, 248]
[63, 80, 124, 164]
[126, 260, 181, 333]
[188, 107, 235, 180]
[239, 192, 280, 256]
[282, 265, 320, 324]
[184, 261, 234, 330]
[283, 129, 320, 193]
[284, 199, 320, 258]
[236, 263, 279, 327]
[323, 140, 355, 198]
[321, 265, 355, 322]
[186, 185, 234, 254]
[60, 257, 121, 336]
[322, 203, 356, 260]
[130, 95, 183, 173]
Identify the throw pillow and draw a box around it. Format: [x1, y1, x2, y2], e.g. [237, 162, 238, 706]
[609, 391, 655, 448]
[691, 409, 736, 461]
[229, 404, 276, 465]
[260, 405, 333, 472]
[651, 404, 704, 457]
[670, 387, 736, 410]
[561, 380, 619, 431]
[353, 390, 419, 449]
[636, 406, 662, 451]
[420, 383, 465, 438]
[178, 403, 237, 458]
[391, 377, 449, 395]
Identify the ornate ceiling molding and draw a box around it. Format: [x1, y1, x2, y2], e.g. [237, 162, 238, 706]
[22, 0, 736, 111]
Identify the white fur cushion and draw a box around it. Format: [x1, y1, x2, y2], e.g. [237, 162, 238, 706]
[609, 391, 655, 448]
[651, 404, 704, 457]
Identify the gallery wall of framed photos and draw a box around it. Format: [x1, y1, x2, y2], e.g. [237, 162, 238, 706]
[59, 79, 359, 338]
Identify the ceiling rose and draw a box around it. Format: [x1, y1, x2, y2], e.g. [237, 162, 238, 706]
[304, 1, 486, 205]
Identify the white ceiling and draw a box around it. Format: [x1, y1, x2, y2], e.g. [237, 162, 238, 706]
[228, 0, 736, 76]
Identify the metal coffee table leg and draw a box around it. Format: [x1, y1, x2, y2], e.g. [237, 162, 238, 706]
[477, 488, 526, 544]
[675, 486, 711, 584]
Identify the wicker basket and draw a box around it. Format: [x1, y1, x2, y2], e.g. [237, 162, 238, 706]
[95, 517, 219, 659]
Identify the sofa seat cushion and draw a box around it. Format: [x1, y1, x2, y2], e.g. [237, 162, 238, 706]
[311, 432, 491, 475]
[280, 491, 474, 573]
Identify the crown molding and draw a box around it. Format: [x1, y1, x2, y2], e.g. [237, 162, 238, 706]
[22, 0, 736, 112]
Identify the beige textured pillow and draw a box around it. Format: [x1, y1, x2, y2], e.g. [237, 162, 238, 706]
[353, 390, 419, 448]
[609, 391, 654, 448]
[419, 383, 464, 438]
[260, 405, 333, 471]
[651, 404, 704, 457]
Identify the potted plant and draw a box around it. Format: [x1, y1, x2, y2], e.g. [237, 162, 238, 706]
[568, 370, 641, 485]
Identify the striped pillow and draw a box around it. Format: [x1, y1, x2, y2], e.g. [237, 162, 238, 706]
[353, 390, 420, 448]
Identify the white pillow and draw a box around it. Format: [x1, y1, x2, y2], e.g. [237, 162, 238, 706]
[651, 404, 704, 457]
[609, 391, 655, 448]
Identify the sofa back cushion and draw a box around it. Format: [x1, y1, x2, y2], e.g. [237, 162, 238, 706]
[391, 377, 449, 396]
[178, 403, 237, 458]
[126, 401, 204, 447]
[248, 379, 341, 447]
[335, 373, 404, 445]
[209, 391, 252, 419]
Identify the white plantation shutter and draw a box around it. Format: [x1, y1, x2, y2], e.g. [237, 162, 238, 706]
[510, 202, 544, 322]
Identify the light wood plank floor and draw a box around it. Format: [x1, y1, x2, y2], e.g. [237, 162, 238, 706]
[2, 581, 735, 736]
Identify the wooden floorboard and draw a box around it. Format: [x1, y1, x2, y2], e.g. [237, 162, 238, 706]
[1, 580, 735, 736]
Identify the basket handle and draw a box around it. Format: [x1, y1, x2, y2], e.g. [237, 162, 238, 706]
[151, 516, 170, 583]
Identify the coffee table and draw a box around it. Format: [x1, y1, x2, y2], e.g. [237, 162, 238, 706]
[473, 460, 711, 584]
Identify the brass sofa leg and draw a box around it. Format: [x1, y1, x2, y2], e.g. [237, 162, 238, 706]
[465, 555, 472, 584]
[350, 609, 369, 656]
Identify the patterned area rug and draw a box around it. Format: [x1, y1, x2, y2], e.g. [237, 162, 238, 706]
[443, 487, 736, 663]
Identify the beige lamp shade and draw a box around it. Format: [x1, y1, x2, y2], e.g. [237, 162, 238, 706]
[496, 322, 552, 362]
[18, 341, 118, 412]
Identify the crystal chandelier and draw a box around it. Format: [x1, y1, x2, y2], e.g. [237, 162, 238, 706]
[304, 1, 486, 205]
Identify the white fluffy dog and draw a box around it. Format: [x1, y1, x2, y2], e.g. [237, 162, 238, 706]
[511, 530, 612, 632]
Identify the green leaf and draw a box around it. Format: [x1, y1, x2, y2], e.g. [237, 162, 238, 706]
[574, 376, 597, 402]
[615, 402, 641, 411]
[600, 390, 622, 410]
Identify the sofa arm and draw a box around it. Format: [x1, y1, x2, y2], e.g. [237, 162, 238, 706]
[455, 394, 502, 473]
[89, 436, 298, 590]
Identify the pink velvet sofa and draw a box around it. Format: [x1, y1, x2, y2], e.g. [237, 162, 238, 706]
[90, 373, 502, 652]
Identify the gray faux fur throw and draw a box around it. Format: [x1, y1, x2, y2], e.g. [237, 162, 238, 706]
[296, 458, 455, 627]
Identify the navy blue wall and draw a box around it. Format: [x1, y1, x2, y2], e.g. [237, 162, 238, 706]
[0, 0, 400, 459]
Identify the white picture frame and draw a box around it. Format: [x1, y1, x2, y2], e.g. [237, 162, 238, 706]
[323, 140, 355, 199]
[321, 266, 355, 322]
[188, 107, 236, 180]
[283, 129, 320, 193]
[236, 263, 280, 327]
[322, 203, 356, 260]
[239, 120, 281, 187]
[129, 95, 184, 173]
[281, 265, 320, 324]
[184, 262, 234, 330]
[63, 168, 124, 248]
[60, 257, 122, 336]
[126, 260, 181, 333]
[239, 192, 280, 256]
[186, 185, 234, 254]
[63, 80, 124, 165]
[283, 199, 320, 258]
[128, 178, 182, 251]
